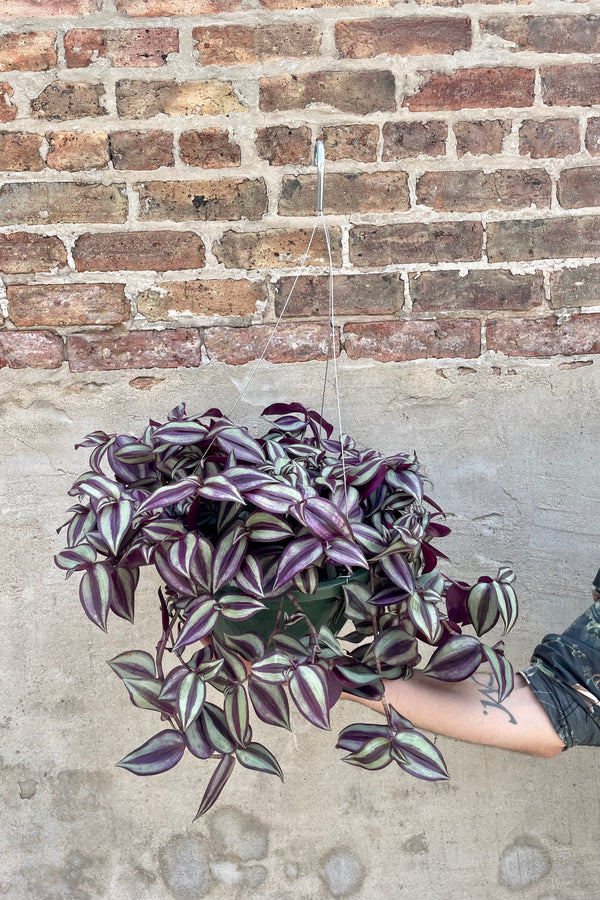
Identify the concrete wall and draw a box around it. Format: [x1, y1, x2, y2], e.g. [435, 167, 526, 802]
[2, 355, 600, 900]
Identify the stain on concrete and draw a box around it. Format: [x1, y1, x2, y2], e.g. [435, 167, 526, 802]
[472, 512, 503, 535]
[158, 835, 212, 899]
[18, 778, 37, 799]
[284, 861, 300, 879]
[208, 806, 269, 861]
[401, 832, 428, 854]
[129, 376, 165, 390]
[210, 860, 267, 887]
[321, 848, 365, 897]
[498, 836, 550, 890]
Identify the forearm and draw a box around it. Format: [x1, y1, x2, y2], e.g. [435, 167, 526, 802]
[344, 668, 566, 759]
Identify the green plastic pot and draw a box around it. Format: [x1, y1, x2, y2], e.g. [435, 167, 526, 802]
[213, 569, 369, 643]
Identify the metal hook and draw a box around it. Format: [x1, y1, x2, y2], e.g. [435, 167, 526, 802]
[314, 139, 325, 213]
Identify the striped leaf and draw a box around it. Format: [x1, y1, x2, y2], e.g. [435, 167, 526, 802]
[201, 703, 236, 754]
[189, 536, 213, 593]
[236, 742, 284, 780]
[289, 664, 330, 730]
[98, 500, 134, 556]
[212, 425, 265, 464]
[66, 506, 96, 547]
[178, 672, 207, 731]
[194, 754, 235, 820]
[142, 520, 186, 542]
[244, 482, 303, 515]
[111, 566, 138, 623]
[326, 538, 368, 570]
[372, 627, 419, 668]
[173, 598, 218, 650]
[219, 596, 267, 621]
[273, 536, 323, 592]
[422, 635, 483, 681]
[234, 555, 264, 598]
[467, 581, 500, 636]
[138, 479, 199, 515]
[495, 579, 519, 634]
[158, 666, 188, 703]
[107, 650, 155, 682]
[54, 543, 97, 572]
[295, 496, 354, 541]
[248, 679, 291, 730]
[113, 442, 155, 463]
[245, 511, 294, 542]
[378, 552, 415, 595]
[153, 421, 208, 444]
[198, 474, 244, 504]
[408, 594, 442, 643]
[342, 736, 393, 771]
[73, 473, 122, 502]
[392, 729, 449, 781]
[336, 722, 391, 753]
[185, 715, 213, 760]
[482, 643, 514, 703]
[116, 729, 185, 776]
[155, 533, 198, 596]
[251, 652, 291, 685]
[224, 684, 251, 746]
[79, 561, 114, 631]
[213, 525, 248, 593]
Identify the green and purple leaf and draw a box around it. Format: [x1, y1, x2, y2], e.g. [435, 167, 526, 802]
[248, 678, 291, 730]
[178, 672, 207, 730]
[194, 754, 235, 819]
[116, 729, 185, 776]
[289, 664, 330, 730]
[236, 742, 284, 780]
[422, 635, 483, 681]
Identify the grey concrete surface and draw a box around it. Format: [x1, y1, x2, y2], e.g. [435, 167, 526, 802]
[1, 355, 600, 900]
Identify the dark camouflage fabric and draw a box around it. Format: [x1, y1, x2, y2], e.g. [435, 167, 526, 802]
[522, 600, 600, 749]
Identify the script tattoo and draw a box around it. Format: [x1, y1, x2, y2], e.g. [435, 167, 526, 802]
[470, 672, 517, 725]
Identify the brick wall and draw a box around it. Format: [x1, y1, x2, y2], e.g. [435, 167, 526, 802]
[1, 0, 600, 371]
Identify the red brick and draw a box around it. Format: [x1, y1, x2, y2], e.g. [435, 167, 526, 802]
[137, 279, 267, 321]
[279, 172, 409, 215]
[454, 120, 510, 156]
[7, 283, 129, 327]
[73, 231, 206, 272]
[416, 169, 551, 212]
[260, 71, 395, 115]
[256, 125, 312, 165]
[487, 216, 600, 263]
[65, 29, 178, 69]
[410, 270, 543, 311]
[404, 67, 534, 111]
[550, 266, 600, 309]
[350, 222, 483, 265]
[344, 319, 480, 362]
[557, 167, 600, 209]
[0, 84, 17, 123]
[31, 82, 107, 120]
[0, 233, 66, 273]
[179, 129, 241, 168]
[116, 0, 242, 13]
[481, 15, 600, 53]
[319, 124, 378, 162]
[46, 131, 109, 171]
[4, 0, 95, 16]
[586, 119, 600, 156]
[382, 121, 446, 160]
[0, 182, 127, 225]
[519, 118, 579, 158]
[335, 16, 471, 57]
[259, 0, 397, 8]
[205, 323, 337, 365]
[487, 313, 600, 357]
[193, 24, 320, 65]
[274, 273, 404, 317]
[0, 331, 63, 369]
[214, 228, 342, 269]
[67, 329, 201, 372]
[110, 130, 174, 169]
[116, 80, 246, 118]
[0, 132, 43, 171]
[136, 178, 267, 221]
[0, 32, 56, 72]
[541, 65, 600, 107]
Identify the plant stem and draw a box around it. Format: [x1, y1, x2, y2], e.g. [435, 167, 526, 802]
[371, 613, 392, 721]
[290, 595, 319, 662]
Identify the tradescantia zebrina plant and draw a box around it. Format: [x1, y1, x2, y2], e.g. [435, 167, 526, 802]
[55, 402, 518, 819]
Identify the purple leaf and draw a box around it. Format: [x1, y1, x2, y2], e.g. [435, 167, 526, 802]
[219, 631, 265, 661]
[289, 664, 330, 730]
[236, 742, 284, 780]
[351, 523, 387, 554]
[55, 544, 97, 572]
[66, 506, 96, 547]
[173, 598, 218, 650]
[110, 566, 138, 622]
[97, 499, 134, 556]
[155, 533, 198, 596]
[185, 716, 213, 759]
[137, 479, 200, 515]
[194, 754, 235, 819]
[369, 586, 405, 607]
[482, 644, 514, 703]
[245, 482, 303, 515]
[248, 679, 291, 730]
[325, 538, 368, 570]
[385, 469, 424, 502]
[178, 672, 207, 731]
[213, 525, 248, 593]
[198, 474, 244, 504]
[212, 425, 265, 464]
[225, 468, 277, 493]
[224, 684, 251, 746]
[336, 722, 391, 753]
[408, 594, 442, 643]
[245, 511, 294, 542]
[189, 536, 213, 594]
[72, 473, 122, 502]
[158, 666, 188, 703]
[467, 581, 500, 636]
[218, 595, 267, 620]
[153, 421, 208, 444]
[422, 635, 483, 681]
[378, 552, 415, 594]
[372, 627, 420, 667]
[79, 561, 114, 631]
[342, 736, 393, 770]
[75, 429, 110, 449]
[294, 496, 354, 541]
[112, 442, 155, 463]
[116, 729, 185, 776]
[273, 536, 323, 591]
[234, 555, 264, 598]
[107, 650, 156, 681]
[201, 703, 236, 754]
[142, 520, 186, 543]
[495, 579, 518, 634]
[251, 652, 292, 684]
[446, 581, 470, 625]
[391, 729, 449, 781]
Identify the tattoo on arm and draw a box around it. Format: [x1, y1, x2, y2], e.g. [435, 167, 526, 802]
[470, 672, 517, 725]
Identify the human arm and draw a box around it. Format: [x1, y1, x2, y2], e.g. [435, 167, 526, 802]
[343, 668, 566, 759]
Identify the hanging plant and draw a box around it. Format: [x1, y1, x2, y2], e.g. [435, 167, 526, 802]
[56, 401, 518, 819]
